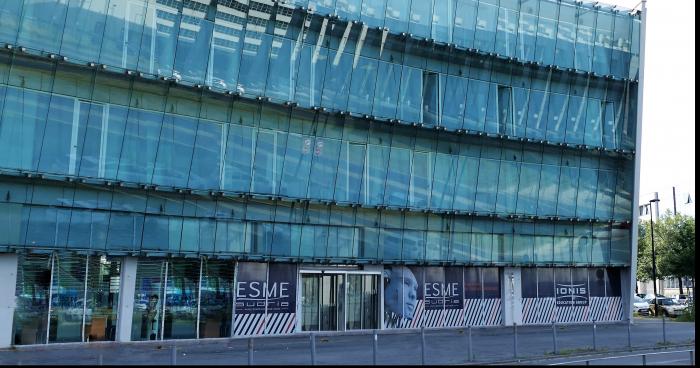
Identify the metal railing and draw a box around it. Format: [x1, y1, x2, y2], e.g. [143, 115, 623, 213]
[548, 349, 695, 366]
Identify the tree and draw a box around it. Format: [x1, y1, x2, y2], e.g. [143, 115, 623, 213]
[636, 220, 656, 285]
[655, 211, 695, 295]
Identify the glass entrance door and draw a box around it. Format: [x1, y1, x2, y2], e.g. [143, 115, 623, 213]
[300, 272, 379, 332]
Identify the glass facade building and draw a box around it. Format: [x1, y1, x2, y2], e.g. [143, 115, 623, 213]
[0, 0, 642, 346]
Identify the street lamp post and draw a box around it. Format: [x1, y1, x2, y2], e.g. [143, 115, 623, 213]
[648, 198, 660, 316]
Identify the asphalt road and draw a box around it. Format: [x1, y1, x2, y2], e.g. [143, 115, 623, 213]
[0, 318, 693, 365]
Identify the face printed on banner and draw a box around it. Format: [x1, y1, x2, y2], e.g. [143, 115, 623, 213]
[384, 266, 418, 319]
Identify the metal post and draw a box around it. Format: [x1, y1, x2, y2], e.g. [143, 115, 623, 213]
[642, 354, 647, 366]
[248, 338, 254, 365]
[662, 315, 666, 344]
[552, 321, 558, 354]
[513, 323, 518, 358]
[690, 350, 694, 365]
[627, 319, 632, 349]
[420, 327, 426, 365]
[649, 198, 660, 319]
[310, 333, 317, 365]
[170, 346, 177, 366]
[585, 360, 590, 366]
[98, 354, 103, 366]
[592, 319, 597, 350]
[467, 325, 473, 362]
[372, 330, 378, 365]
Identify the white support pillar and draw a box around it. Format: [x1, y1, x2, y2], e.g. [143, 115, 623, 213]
[0, 253, 19, 348]
[629, 0, 648, 324]
[116, 256, 138, 342]
[502, 267, 522, 326]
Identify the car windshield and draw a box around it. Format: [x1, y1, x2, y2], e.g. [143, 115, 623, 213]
[660, 299, 678, 305]
[634, 296, 645, 303]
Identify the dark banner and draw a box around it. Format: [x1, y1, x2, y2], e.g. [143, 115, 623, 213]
[444, 267, 464, 310]
[555, 268, 589, 307]
[235, 262, 297, 314]
[423, 267, 445, 311]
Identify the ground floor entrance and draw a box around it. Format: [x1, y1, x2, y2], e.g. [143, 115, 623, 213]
[299, 271, 380, 332]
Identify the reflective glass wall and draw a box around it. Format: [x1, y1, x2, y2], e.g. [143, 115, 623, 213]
[0, 178, 632, 266]
[0, 0, 639, 150]
[12, 252, 121, 345]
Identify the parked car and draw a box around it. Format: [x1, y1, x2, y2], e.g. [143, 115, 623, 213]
[672, 294, 691, 305]
[633, 296, 651, 316]
[650, 297, 688, 317]
[643, 293, 667, 303]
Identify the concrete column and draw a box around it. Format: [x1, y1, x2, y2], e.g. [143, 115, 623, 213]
[0, 253, 19, 348]
[116, 256, 138, 342]
[501, 267, 522, 326]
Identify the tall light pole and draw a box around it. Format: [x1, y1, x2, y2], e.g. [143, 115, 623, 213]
[648, 198, 660, 316]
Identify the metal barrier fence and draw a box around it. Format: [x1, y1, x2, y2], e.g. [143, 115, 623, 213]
[8, 316, 694, 365]
[549, 349, 695, 366]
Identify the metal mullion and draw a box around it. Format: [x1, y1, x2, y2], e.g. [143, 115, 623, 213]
[81, 254, 90, 342]
[46, 252, 56, 344]
[196, 256, 203, 339]
[161, 260, 169, 340]
[230, 261, 239, 338]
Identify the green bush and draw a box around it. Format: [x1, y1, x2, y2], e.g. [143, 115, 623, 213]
[676, 301, 695, 322]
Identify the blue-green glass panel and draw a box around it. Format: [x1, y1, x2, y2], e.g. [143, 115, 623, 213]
[575, 7, 595, 72]
[512, 87, 529, 137]
[60, 0, 109, 63]
[610, 227, 630, 264]
[441, 75, 467, 130]
[363, 144, 389, 205]
[453, 156, 478, 211]
[372, 61, 400, 119]
[592, 11, 613, 76]
[238, 32, 271, 97]
[0, 0, 23, 44]
[554, 3, 576, 69]
[431, 0, 453, 43]
[152, 115, 197, 187]
[474, 1, 497, 52]
[565, 95, 585, 144]
[409, 151, 431, 208]
[336, 0, 361, 20]
[534, 1, 557, 65]
[335, 142, 365, 203]
[382, 228, 403, 261]
[594, 172, 615, 220]
[536, 164, 559, 216]
[188, 120, 222, 190]
[397, 66, 422, 123]
[408, 0, 431, 38]
[0, 87, 49, 171]
[384, 0, 410, 33]
[495, 7, 517, 58]
[572, 224, 591, 264]
[591, 224, 610, 264]
[252, 130, 283, 195]
[37, 95, 75, 175]
[464, 79, 487, 132]
[308, 138, 341, 200]
[321, 49, 352, 111]
[208, 9, 244, 91]
[117, 109, 163, 184]
[583, 97, 602, 147]
[295, 45, 328, 108]
[517, 1, 538, 61]
[453, 0, 477, 48]
[474, 158, 499, 213]
[173, 17, 213, 84]
[384, 147, 411, 207]
[347, 56, 378, 115]
[525, 89, 547, 140]
[495, 161, 519, 214]
[430, 153, 456, 210]
[545, 93, 568, 142]
[575, 167, 597, 219]
[99, 0, 148, 70]
[266, 36, 297, 102]
[280, 133, 313, 198]
[17, 0, 68, 54]
[361, 0, 386, 28]
[223, 124, 254, 192]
